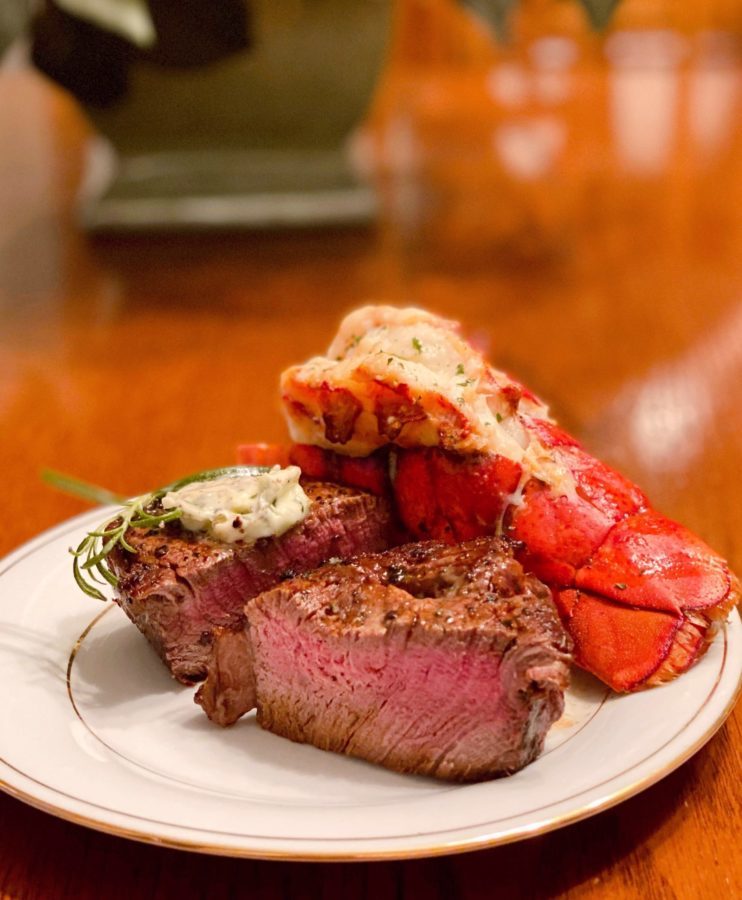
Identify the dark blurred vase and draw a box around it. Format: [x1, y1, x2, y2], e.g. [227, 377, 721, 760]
[31, 0, 393, 231]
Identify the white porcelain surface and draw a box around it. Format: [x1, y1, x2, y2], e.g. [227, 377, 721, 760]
[1, 509, 739, 859]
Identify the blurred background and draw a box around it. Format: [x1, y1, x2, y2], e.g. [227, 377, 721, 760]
[1, 1, 740, 241]
[0, 0, 741, 532]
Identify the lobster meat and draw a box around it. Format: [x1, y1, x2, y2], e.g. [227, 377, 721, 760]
[241, 307, 739, 692]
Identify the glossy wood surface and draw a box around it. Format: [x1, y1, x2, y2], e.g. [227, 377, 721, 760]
[1, 68, 741, 899]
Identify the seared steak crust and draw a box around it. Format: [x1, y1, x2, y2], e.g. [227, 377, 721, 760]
[108, 482, 394, 683]
[199, 537, 572, 781]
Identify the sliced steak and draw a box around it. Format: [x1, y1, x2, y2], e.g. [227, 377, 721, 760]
[108, 482, 394, 683]
[198, 537, 572, 781]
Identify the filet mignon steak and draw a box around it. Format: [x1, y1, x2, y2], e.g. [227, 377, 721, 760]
[198, 537, 572, 781]
[108, 482, 394, 683]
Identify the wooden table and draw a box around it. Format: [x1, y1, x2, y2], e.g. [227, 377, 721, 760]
[1, 70, 740, 899]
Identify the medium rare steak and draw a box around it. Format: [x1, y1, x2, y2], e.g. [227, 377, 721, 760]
[108, 482, 394, 683]
[197, 537, 572, 781]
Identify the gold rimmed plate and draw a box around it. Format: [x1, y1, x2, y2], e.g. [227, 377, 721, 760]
[1, 509, 740, 860]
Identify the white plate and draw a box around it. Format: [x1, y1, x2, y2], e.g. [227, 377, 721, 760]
[0, 509, 740, 861]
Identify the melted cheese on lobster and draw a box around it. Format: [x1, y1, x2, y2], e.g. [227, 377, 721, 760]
[281, 306, 575, 496]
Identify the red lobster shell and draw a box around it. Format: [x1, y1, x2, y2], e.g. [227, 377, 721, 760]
[241, 307, 740, 692]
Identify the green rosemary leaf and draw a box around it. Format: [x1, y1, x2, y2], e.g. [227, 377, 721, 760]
[118, 532, 138, 555]
[85, 564, 108, 587]
[95, 560, 119, 587]
[69, 541, 91, 559]
[82, 533, 123, 569]
[42, 469, 126, 506]
[73, 555, 106, 601]
[86, 527, 122, 538]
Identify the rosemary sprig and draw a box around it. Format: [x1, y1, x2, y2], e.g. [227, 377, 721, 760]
[44, 466, 268, 602]
[42, 469, 127, 507]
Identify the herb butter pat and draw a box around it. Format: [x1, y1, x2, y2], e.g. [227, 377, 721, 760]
[161, 466, 310, 544]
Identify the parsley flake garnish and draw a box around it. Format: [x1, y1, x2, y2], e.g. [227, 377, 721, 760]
[412, 337, 423, 353]
[455, 363, 465, 376]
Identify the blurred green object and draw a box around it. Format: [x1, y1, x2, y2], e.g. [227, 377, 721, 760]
[574, 0, 621, 29]
[461, 0, 621, 38]
[0, 0, 30, 55]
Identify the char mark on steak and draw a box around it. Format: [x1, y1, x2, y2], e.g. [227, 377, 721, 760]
[107, 481, 395, 684]
[197, 536, 572, 781]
